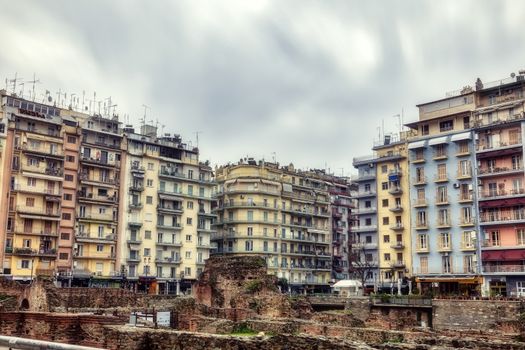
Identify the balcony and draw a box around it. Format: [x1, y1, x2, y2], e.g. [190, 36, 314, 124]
[458, 193, 473, 203]
[459, 217, 476, 227]
[353, 190, 376, 198]
[432, 152, 448, 161]
[435, 196, 449, 206]
[79, 173, 118, 186]
[78, 191, 118, 204]
[129, 202, 143, 209]
[129, 184, 144, 192]
[436, 218, 452, 228]
[155, 257, 182, 264]
[351, 242, 378, 250]
[156, 223, 183, 231]
[478, 166, 524, 178]
[437, 244, 452, 252]
[126, 236, 142, 245]
[388, 186, 403, 195]
[78, 213, 115, 223]
[390, 260, 405, 268]
[354, 173, 375, 182]
[476, 138, 523, 154]
[156, 240, 182, 247]
[75, 233, 116, 243]
[415, 221, 428, 230]
[411, 155, 426, 164]
[36, 268, 55, 277]
[128, 221, 143, 228]
[413, 198, 427, 207]
[412, 176, 427, 186]
[389, 205, 403, 213]
[482, 265, 525, 274]
[126, 255, 141, 263]
[16, 206, 60, 218]
[415, 245, 429, 253]
[479, 213, 525, 226]
[390, 223, 404, 231]
[130, 164, 145, 173]
[479, 188, 525, 201]
[434, 174, 449, 183]
[460, 242, 476, 251]
[14, 248, 57, 257]
[21, 165, 64, 178]
[81, 156, 119, 168]
[456, 148, 470, 157]
[19, 144, 64, 158]
[157, 204, 183, 214]
[389, 168, 402, 177]
[353, 207, 377, 215]
[352, 225, 377, 233]
[390, 241, 405, 249]
[456, 168, 472, 179]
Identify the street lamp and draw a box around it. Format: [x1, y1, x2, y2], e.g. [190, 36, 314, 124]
[143, 257, 151, 294]
[30, 258, 35, 283]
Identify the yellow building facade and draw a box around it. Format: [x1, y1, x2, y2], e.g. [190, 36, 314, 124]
[373, 134, 412, 283]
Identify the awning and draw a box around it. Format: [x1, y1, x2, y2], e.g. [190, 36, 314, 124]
[416, 277, 482, 284]
[450, 132, 471, 142]
[408, 140, 426, 150]
[482, 249, 525, 261]
[332, 280, 362, 288]
[428, 136, 448, 146]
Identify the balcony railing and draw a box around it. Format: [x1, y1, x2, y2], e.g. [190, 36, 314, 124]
[413, 198, 427, 207]
[390, 222, 404, 230]
[458, 193, 473, 202]
[479, 188, 525, 200]
[412, 176, 427, 186]
[388, 186, 403, 195]
[457, 168, 472, 179]
[476, 138, 523, 152]
[482, 265, 525, 273]
[390, 260, 405, 268]
[352, 225, 377, 233]
[480, 212, 525, 223]
[389, 205, 403, 212]
[435, 195, 449, 206]
[15, 206, 60, 217]
[415, 221, 428, 229]
[478, 166, 524, 177]
[434, 174, 449, 183]
[390, 241, 404, 249]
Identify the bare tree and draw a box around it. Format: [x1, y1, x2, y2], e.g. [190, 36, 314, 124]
[348, 244, 376, 287]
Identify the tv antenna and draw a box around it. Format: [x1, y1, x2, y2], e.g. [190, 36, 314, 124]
[194, 131, 202, 148]
[26, 74, 41, 101]
[142, 104, 150, 119]
[8, 72, 22, 95]
[271, 152, 276, 163]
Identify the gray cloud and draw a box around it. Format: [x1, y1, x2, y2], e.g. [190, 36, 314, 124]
[1, 0, 525, 175]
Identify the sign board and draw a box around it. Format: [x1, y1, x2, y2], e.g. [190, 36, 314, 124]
[157, 311, 171, 327]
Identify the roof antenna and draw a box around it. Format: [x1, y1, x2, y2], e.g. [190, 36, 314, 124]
[194, 131, 202, 148]
[8, 72, 21, 95]
[26, 73, 40, 102]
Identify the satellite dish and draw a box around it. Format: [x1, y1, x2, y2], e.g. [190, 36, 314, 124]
[511, 72, 516, 78]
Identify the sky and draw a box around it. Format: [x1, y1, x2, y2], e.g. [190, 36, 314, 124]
[1, 0, 525, 176]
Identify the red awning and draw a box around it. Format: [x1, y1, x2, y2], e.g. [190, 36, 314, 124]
[482, 249, 525, 261]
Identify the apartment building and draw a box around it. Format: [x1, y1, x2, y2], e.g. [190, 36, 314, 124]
[351, 156, 379, 286]
[119, 125, 215, 294]
[329, 178, 354, 281]
[212, 160, 332, 293]
[3, 94, 64, 280]
[406, 89, 481, 295]
[372, 133, 413, 286]
[473, 77, 525, 297]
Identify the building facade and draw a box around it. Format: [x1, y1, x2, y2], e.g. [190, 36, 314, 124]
[212, 160, 333, 293]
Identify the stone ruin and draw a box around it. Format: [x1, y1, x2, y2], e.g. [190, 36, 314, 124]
[193, 255, 302, 318]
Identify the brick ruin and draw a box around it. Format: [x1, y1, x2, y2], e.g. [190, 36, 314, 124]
[0, 256, 523, 349]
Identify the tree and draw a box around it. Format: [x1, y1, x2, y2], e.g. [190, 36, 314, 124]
[348, 243, 376, 288]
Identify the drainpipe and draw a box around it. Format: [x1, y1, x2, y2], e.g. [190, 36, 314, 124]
[0, 335, 103, 350]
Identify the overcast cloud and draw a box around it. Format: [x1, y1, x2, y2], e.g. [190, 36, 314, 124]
[1, 0, 525, 175]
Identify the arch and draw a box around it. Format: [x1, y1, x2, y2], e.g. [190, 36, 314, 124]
[20, 298, 29, 310]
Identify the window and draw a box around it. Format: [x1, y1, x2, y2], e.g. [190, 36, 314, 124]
[146, 179, 153, 187]
[62, 213, 71, 220]
[437, 186, 447, 203]
[417, 234, 427, 250]
[365, 200, 372, 208]
[421, 124, 429, 135]
[25, 198, 35, 207]
[517, 282, 525, 297]
[490, 230, 500, 246]
[185, 267, 191, 276]
[146, 196, 153, 204]
[438, 209, 449, 226]
[63, 193, 72, 201]
[27, 178, 36, 187]
[434, 144, 447, 158]
[381, 182, 388, 190]
[439, 232, 450, 249]
[65, 174, 74, 182]
[22, 239, 31, 248]
[364, 184, 371, 192]
[463, 255, 474, 273]
[247, 227, 253, 236]
[442, 256, 452, 273]
[67, 136, 76, 143]
[383, 235, 390, 243]
[187, 201, 193, 209]
[96, 245, 104, 252]
[459, 160, 471, 177]
[188, 170, 194, 179]
[245, 240, 253, 251]
[186, 234, 192, 241]
[461, 207, 472, 224]
[145, 230, 151, 239]
[384, 253, 391, 261]
[60, 232, 70, 240]
[21, 260, 30, 269]
[415, 167, 425, 182]
[365, 218, 372, 226]
[187, 185, 193, 195]
[420, 257, 428, 274]
[463, 116, 470, 129]
[417, 211, 426, 226]
[144, 248, 150, 256]
[414, 149, 424, 161]
[59, 253, 69, 260]
[381, 165, 388, 174]
[437, 164, 447, 180]
[439, 120, 453, 132]
[462, 231, 474, 249]
[247, 210, 254, 221]
[382, 217, 389, 225]
[186, 218, 192, 225]
[147, 162, 154, 170]
[458, 141, 469, 154]
[66, 155, 75, 162]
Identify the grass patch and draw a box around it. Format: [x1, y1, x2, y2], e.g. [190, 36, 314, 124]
[230, 323, 257, 336]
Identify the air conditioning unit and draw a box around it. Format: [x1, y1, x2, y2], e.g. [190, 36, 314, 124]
[478, 180, 483, 186]
[453, 183, 460, 189]
[73, 243, 78, 249]
[369, 163, 374, 168]
[472, 255, 478, 263]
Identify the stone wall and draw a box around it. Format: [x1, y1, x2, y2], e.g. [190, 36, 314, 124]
[0, 311, 121, 347]
[433, 299, 524, 333]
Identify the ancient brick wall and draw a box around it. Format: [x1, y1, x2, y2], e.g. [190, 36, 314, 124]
[433, 299, 523, 332]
